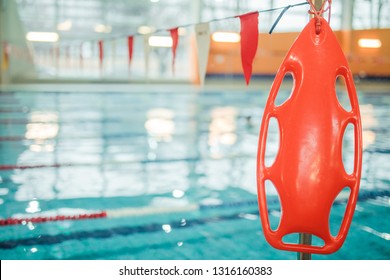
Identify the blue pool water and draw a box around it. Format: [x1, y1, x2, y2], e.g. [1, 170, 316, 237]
[0, 84, 389, 260]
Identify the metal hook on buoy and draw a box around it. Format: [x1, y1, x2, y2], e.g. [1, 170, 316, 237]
[308, 0, 331, 35]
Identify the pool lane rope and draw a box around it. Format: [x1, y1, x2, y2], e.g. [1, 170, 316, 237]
[0, 189, 388, 227]
[0, 204, 199, 227]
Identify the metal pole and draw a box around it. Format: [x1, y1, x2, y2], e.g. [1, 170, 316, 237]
[298, 234, 312, 260]
[297, 0, 324, 260]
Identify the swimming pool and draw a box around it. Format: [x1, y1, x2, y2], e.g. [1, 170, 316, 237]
[0, 83, 389, 260]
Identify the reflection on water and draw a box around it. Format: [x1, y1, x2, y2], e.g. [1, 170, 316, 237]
[209, 107, 238, 158]
[25, 111, 59, 140]
[30, 248, 38, 253]
[22, 112, 58, 174]
[27, 222, 35, 231]
[26, 112, 57, 151]
[18, 91, 59, 198]
[0, 89, 388, 209]
[162, 224, 172, 233]
[360, 226, 390, 241]
[145, 108, 175, 142]
[172, 189, 185, 198]
[0, 88, 389, 260]
[25, 201, 41, 213]
[360, 104, 377, 149]
[145, 108, 175, 160]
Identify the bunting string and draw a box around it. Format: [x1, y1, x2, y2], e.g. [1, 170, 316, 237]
[67, 2, 310, 44]
[269, 5, 293, 34]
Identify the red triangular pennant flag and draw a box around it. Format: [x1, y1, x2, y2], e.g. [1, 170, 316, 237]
[127, 36, 134, 67]
[169, 27, 179, 73]
[237, 12, 259, 85]
[98, 40, 104, 68]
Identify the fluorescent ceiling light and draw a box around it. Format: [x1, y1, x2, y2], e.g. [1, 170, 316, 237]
[94, 24, 112, 33]
[212, 32, 240, 43]
[150, 0, 160, 2]
[358, 38, 382, 49]
[26, 32, 59, 42]
[57, 19, 72, 31]
[138, 25, 155, 35]
[148, 36, 172, 47]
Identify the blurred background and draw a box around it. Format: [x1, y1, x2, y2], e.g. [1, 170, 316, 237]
[0, 0, 389, 84]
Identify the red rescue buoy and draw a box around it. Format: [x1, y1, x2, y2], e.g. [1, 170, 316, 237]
[257, 17, 362, 254]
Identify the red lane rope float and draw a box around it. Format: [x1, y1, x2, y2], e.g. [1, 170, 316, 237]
[0, 212, 107, 226]
[0, 204, 199, 227]
[0, 164, 64, 171]
[257, 16, 362, 254]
